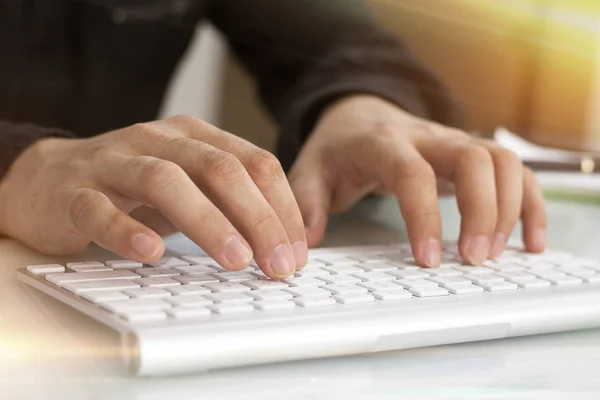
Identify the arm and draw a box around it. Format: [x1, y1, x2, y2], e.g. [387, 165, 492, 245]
[0, 121, 74, 182]
[207, 0, 464, 170]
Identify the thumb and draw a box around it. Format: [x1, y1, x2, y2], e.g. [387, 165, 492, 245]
[288, 163, 332, 248]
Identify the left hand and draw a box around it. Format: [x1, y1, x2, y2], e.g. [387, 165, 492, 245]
[288, 95, 547, 267]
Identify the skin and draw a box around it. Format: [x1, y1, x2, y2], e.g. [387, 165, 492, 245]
[0, 95, 547, 280]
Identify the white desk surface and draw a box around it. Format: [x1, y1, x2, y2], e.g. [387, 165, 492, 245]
[2, 197, 600, 400]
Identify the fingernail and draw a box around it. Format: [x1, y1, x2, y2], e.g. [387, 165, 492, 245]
[269, 244, 295, 278]
[292, 241, 308, 270]
[422, 238, 440, 268]
[466, 235, 490, 265]
[490, 232, 507, 260]
[132, 233, 160, 258]
[534, 228, 547, 250]
[224, 236, 253, 267]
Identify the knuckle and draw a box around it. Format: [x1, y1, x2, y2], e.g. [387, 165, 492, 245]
[69, 190, 103, 225]
[130, 122, 169, 142]
[494, 147, 522, 168]
[396, 157, 435, 182]
[203, 151, 244, 182]
[459, 144, 493, 166]
[169, 114, 210, 132]
[139, 159, 184, 194]
[245, 150, 284, 180]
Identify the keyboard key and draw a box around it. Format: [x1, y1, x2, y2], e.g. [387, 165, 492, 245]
[120, 311, 168, 323]
[46, 270, 139, 286]
[494, 271, 536, 280]
[166, 285, 211, 296]
[396, 279, 439, 289]
[314, 256, 357, 265]
[446, 284, 484, 295]
[81, 291, 130, 303]
[477, 282, 519, 292]
[123, 287, 171, 299]
[522, 261, 555, 270]
[284, 277, 326, 287]
[427, 268, 463, 277]
[209, 303, 254, 315]
[485, 263, 525, 272]
[105, 260, 143, 269]
[27, 264, 65, 274]
[167, 307, 211, 319]
[181, 255, 217, 265]
[206, 292, 253, 304]
[322, 265, 365, 275]
[323, 284, 369, 295]
[67, 265, 113, 273]
[545, 276, 583, 286]
[386, 270, 430, 280]
[530, 270, 566, 280]
[242, 280, 288, 290]
[254, 300, 296, 311]
[66, 261, 105, 269]
[293, 268, 331, 277]
[203, 282, 251, 292]
[372, 290, 413, 301]
[174, 265, 220, 275]
[247, 290, 293, 301]
[358, 281, 403, 292]
[316, 274, 361, 285]
[284, 287, 331, 298]
[585, 275, 600, 284]
[148, 257, 189, 268]
[464, 274, 505, 284]
[294, 296, 336, 307]
[62, 279, 140, 294]
[557, 267, 596, 279]
[453, 267, 495, 275]
[562, 258, 600, 269]
[174, 274, 219, 285]
[409, 287, 449, 298]
[511, 278, 551, 289]
[212, 272, 257, 282]
[135, 267, 180, 278]
[357, 263, 397, 272]
[428, 276, 472, 287]
[102, 299, 171, 313]
[166, 295, 214, 307]
[133, 277, 180, 288]
[350, 272, 394, 282]
[334, 293, 375, 304]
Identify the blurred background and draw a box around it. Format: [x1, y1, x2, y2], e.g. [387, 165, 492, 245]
[160, 0, 600, 153]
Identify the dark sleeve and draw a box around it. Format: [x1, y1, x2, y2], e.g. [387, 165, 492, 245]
[0, 121, 74, 181]
[207, 0, 464, 171]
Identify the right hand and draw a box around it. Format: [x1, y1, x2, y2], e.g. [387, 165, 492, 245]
[0, 116, 307, 279]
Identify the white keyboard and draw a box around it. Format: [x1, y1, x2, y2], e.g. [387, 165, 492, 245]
[17, 241, 600, 376]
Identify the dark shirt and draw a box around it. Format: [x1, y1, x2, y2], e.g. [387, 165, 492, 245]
[0, 0, 463, 178]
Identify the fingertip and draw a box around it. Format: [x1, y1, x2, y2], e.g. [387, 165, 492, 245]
[525, 227, 546, 253]
[131, 232, 164, 262]
[416, 237, 441, 268]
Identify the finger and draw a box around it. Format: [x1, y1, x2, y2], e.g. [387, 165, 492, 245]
[477, 141, 524, 259]
[158, 115, 308, 270]
[358, 130, 443, 268]
[64, 188, 165, 262]
[521, 167, 547, 253]
[288, 158, 332, 250]
[418, 137, 497, 265]
[131, 133, 296, 279]
[99, 155, 255, 272]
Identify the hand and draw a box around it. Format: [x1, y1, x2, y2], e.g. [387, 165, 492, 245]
[0, 116, 308, 279]
[289, 95, 547, 266]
